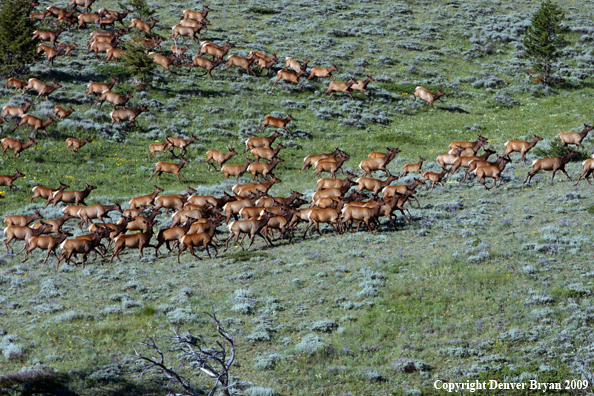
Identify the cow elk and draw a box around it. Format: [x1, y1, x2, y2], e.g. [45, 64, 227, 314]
[0, 170, 25, 191]
[149, 158, 190, 182]
[436, 145, 465, 170]
[53, 106, 75, 120]
[274, 69, 305, 88]
[224, 211, 275, 251]
[524, 150, 579, 184]
[199, 41, 234, 60]
[56, 227, 110, 269]
[37, 44, 65, 65]
[110, 105, 148, 126]
[186, 56, 222, 79]
[400, 157, 425, 178]
[1, 137, 36, 159]
[356, 174, 398, 194]
[251, 143, 285, 163]
[102, 48, 124, 63]
[149, 53, 178, 75]
[5, 78, 28, 93]
[206, 144, 237, 170]
[359, 148, 400, 177]
[182, 5, 212, 22]
[256, 115, 295, 134]
[314, 151, 350, 178]
[129, 185, 164, 209]
[325, 78, 356, 99]
[225, 52, 257, 75]
[244, 131, 282, 153]
[308, 64, 338, 80]
[171, 23, 206, 42]
[13, 115, 56, 138]
[351, 76, 374, 96]
[232, 176, 281, 198]
[57, 42, 77, 56]
[148, 142, 173, 160]
[316, 171, 357, 191]
[4, 222, 51, 254]
[4, 210, 42, 227]
[48, 183, 97, 207]
[127, 18, 159, 35]
[413, 86, 445, 109]
[302, 148, 342, 172]
[171, 45, 190, 58]
[109, 221, 156, 262]
[247, 157, 284, 181]
[421, 169, 448, 192]
[447, 148, 496, 180]
[474, 156, 512, 190]
[574, 157, 594, 186]
[503, 135, 543, 163]
[449, 135, 488, 152]
[86, 76, 117, 96]
[22, 79, 62, 102]
[31, 27, 65, 47]
[221, 158, 254, 180]
[558, 124, 594, 147]
[30, 182, 69, 204]
[77, 13, 101, 29]
[96, 90, 132, 109]
[166, 136, 197, 157]
[1, 99, 33, 120]
[284, 58, 308, 73]
[22, 231, 72, 263]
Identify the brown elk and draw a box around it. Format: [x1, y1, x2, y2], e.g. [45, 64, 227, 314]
[166, 136, 197, 157]
[31, 27, 65, 47]
[171, 45, 190, 58]
[65, 137, 90, 153]
[199, 41, 234, 60]
[77, 203, 123, 228]
[127, 18, 159, 35]
[314, 151, 351, 178]
[284, 57, 308, 73]
[149, 158, 190, 182]
[462, 155, 507, 183]
[225, 52, 257, 75]
[48, 183, 97, 207]
[5, 78, 28, 93]
[256, 115, 295, 134]
[171, 23, 205, 42]
[110, 105, 149, 126]
[186, 56, 222, 79]
[325, 78, 356, 99]
[30, 182, 69, 204]
[232, 176, 281, 198]
[177, 219, 222, 262]
[351, 76, 374, 96]
[88, 34, 122, 49]
[244, 131, 282, 153]
[56, 227, 110, 269]
[57, 42, 77, 56]
[45, 5, 74, 18]
[57, 15, 78, 29]
[359, 148, 400, 177]
[474, 156, 512, 190]
[88, 215, 134, 247]
[86, 76, 117, 96]
[413, 86, 445, 109]
[253, 54, 278, 76]
[447, 148, 497, 180]
[148, 142, 173, 160]
[129, 186, 164, 209]
[247, 157, 284, 181]
[574, 157, 594, 186]
[356, 174, 398, 194]
[302, 148, 342, 172]
[109, 221, 156, 262]
[303, 204, 345, 238]
[274, 69, 306, 88]
[316, 171, 357, 191]
[308, 64, 338, 80]
[87, 38, 123, 58]
[4, 210, 42, 227]
[221, 191, 262, 222]
[153, 193, 192, 214]
[182, 5, 212, 22]
[224, 211, 275, 251]
[524, 150, 579, 184]
[448, 135, 488, 152]
[98, 8, 131, 26]
[311, 182, 357, 206]
[4, 223, 51, 254]
[206, 144, 237, 170]
[340, 200, 382, 233]
[251, 143, 285, 163]
[421, 169, 448, 192]
[13, 115, 56, 138]
[52, 106, 75, 120]
[436, 145, 465, 170]
[149, 53, 178, 75]
[255, 191, 304, 208]
[77, 13, 101, 29]
[1, 138, 36, 159]
[399, 157, 426, 178]
[102, 47, 125, 63]
[22, 231, 72, 263]
[186, 192, 235, 208]
[1, 99, 33, 120]
[22, 79, 62, 102]
[382, 178, 424, 207]
[170, 205, 212, 227]
[179, 19, 208, 29]
[68, 0, 95, 13]
[96, 90, 132, 109]
[30, 10, 50, 20]
[503, 135, 543, 163]
[31, 213, 74, 234]
[37, 44, 65, 65]
[120, 209, 160, 232]
[155, 217, 197, 255]
[221, 158, 254, 180]
[558, 124, 594, 147]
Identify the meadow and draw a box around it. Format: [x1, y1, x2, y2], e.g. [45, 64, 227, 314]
[1, 0, 594, 395]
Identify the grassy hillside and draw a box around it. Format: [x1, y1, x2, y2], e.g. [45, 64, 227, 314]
[1, 0, 594, 395]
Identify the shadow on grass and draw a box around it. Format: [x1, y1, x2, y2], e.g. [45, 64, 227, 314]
[436, 105, 469, 114]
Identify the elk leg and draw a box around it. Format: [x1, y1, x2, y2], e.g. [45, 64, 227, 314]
[303, 221, 313, 239]
[258, 231, 272, 247]
[561, 168, 572, 181]
[188, 246, 202, 260]
[551, 170, 557, 183]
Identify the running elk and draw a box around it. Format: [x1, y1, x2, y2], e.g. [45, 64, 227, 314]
[22, 79, 62, 102]
[244, 131, 282, 153]
[166, 136, 197, 156]
[399, 157, 425, 178]
[247, 157, 284, 181]
[1, 137, 36, 159]
[4, 223, 51, 254]
[284, 58, 308, 73]
[129, 186, 163, 209]
[314, 151, 351, 178]
[221, 158, 254, 180]
[524, 150, 579, 184]
[110, 106, 149, 126]
[65, 137, 90, 153]
[4, 210, 42, 227]
[436, 145, 465, 170]
[274, 69, 305, 88]
[421, 169, 448, 192]
[186, 56, 222, 79]
[232, 176, 281, 198]
[86, 76, 117, 96]
[251, 143, 285, 163]
[206, 144, 237, 170]
[53, 106, 75, 120]
[109, 221, 156, 262]
[503, 135, 543, 163]
[182, 5, 212, 22]
[0, 170, 24, 193]
[325, 78, 356, 99]
[13, 115, 56, 137]
[149, 159, 190, 182]
[127, 18, 159, 35]
[356, 174, 398, 194]
[302, 148, 342, 172]
[359, 148, 400, 177]
[351, 76, 374, 96]
[574, 157, 594, 186]
[199, 41, 234, 60]
[308, 64, 338, 80]
[171, 23, 206, 42]
[30, 182, 69, 204]
[22, 231, 72, 263]
[150, 53, 178, 75]
[148, 142, 173, 160]
[558, 124, 594, 147]
[48, 183, 97, 206]
[95, 90, 132, 109]
[1, 99, 33, 120]
[224, 211, 275, 251]
[31, 27, 65, 47]
[256, 115, 295, 134]
[448, 135, 488, 153]
[37, 44, 65, 65]
[413, 86, 445, 109]
[5, 78, 28, 93]
[225, 52, 257, 75]
[473, 156, 511, 190]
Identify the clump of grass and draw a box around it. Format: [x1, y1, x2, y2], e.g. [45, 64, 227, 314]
[248, 6, 278, 14]
[227, 251, 269, 262]
[295, 334, 329, 356]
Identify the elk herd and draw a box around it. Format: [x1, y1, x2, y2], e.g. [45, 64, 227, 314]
[1, 2, 594, 268]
